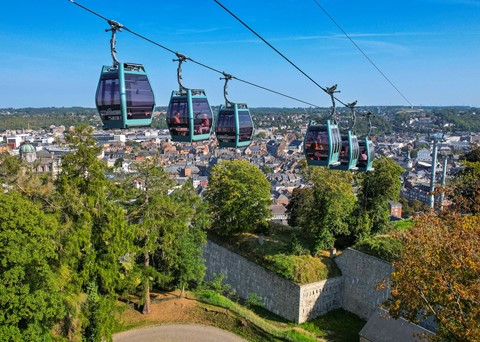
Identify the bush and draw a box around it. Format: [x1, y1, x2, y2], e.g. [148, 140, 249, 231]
[265, 254, 340, 284]
[354, 235, 403, 262]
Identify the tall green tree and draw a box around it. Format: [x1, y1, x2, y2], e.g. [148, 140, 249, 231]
[54, 126, 133, 341]
[286, 187, 314, 228]
[165, 181, 208, 298]
[205, 160, 271, 236]
[356, 157, 404, 234]
[0, 191, 64, 341]
[123, 157, 175, 314]
[124, 159, 208, 312]
[300, 167, 357, 251]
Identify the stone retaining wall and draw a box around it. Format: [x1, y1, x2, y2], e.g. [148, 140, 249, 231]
[204, 240, 343, 323]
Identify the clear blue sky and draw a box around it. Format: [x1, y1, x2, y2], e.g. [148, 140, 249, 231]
[1, 0, 479, 108]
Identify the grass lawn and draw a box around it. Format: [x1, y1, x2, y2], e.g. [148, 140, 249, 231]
[300, 309, 366, 341]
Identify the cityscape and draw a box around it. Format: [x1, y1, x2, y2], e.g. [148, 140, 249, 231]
[1, 0, 479, 341]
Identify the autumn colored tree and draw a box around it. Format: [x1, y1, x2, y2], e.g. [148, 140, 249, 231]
[205, 160, 271, 235]
[388, 212, 480, 341]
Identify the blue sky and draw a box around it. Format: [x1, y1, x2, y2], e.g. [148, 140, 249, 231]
[1, 0, 479, 108]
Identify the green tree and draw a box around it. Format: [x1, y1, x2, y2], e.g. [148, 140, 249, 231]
[53, 125, 133, 341]
[388, 212, 480, 341]
[449, 161, 480, 214]
[125, 160, 208, 310]
[0, 191, 64, 341]
[357, 157, 404, 234]
[168, 182, 209, 298]
[205, 160, 271, 236]
[286, 187, 314, 228]
[123, 157, 175, 314]
[464, 146, 480, 163]
[300, 167, 357, 250]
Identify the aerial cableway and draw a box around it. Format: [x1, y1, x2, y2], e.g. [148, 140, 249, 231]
[69, 0, 375, 170]
[215, 73, 254, 148]
[166, 54, 213, 143]
[95, 20, 155, 129]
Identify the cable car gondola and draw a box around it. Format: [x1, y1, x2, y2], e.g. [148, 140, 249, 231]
[304, 85, 342, 167]
[95, 21, 155, 129]
[356, 112, 375, 172]
[215, 74, 254, 148]
[166, 54, 213, 142]
[331, 101, 360, 171]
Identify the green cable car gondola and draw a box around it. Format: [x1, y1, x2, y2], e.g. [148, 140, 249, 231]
[215, 74, 254, 148]
[331, 101, 360, 171]
[95, 21, 154, 129]
[356, 112, 375, 172]
[304, 85, 342, 167]
[166, 54, 213, 142]
[304, 120, 341, 167]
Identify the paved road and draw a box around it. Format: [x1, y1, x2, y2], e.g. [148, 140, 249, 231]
[114, 324, 247, 342]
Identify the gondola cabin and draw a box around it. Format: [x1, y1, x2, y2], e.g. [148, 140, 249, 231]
[166, 89, 213, 142]
[215, 103, 253, 148]
[304, 120, 342, 167]
[96, 63, 155, 129]
[331, 131, 359, 171]
[357, 137, 375, 172]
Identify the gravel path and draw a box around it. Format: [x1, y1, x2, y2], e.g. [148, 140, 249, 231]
[114, 324, 247, 342]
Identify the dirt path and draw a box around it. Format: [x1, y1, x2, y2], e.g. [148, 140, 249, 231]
[114, 324, 247, 342]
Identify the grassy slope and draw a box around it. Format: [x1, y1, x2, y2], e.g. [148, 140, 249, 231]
[115, 291, 365, 342]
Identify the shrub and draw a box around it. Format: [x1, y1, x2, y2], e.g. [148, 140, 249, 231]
[265, 254, 339, 284]
[354, 235, 403, 262]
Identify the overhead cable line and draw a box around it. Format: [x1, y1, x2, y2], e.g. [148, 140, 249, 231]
[213, 0, 350, 108]
[68, 0, 322, 108]
[311, 0, 414, 107]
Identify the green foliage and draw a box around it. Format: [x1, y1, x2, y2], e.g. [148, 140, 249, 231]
[246, 293, 265, 309]
[449, 161, 480, 214]
[354, 235, 403, 262]
[265, 254, 340, 284]
[465, 146, 480, 163]
[205, 160, 271, 236]
[390, 219, 413, 232]
[300, 167, 357, 250]
[0, 191, 64, 341]
[53, 125, 133, 340]
[201, 273, 236, 299]
[300, 309, 366, 341]
[286, 187, 314, 228]
[288, 233, 309, 256]
[356, 156, 405, 234]
[123, 159, 208, 305]
[196, 290, 318, 342]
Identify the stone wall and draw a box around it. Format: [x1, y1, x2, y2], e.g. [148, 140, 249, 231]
[298, 277, 343, 322]
[204, 240, 342, 323]
[335, 248, 393, 320]
[204, 240, 299, 321]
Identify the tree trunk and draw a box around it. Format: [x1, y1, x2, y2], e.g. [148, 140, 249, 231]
[142, 252, 151, 315]
[180, 284, 185, 298]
